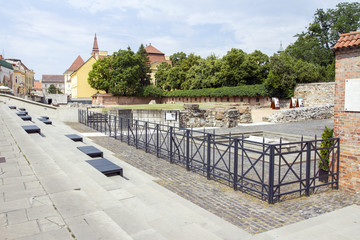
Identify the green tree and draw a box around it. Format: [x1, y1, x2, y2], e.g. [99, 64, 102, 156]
[265, 53, 296, 98]
[88, 56, 112, 93]
[166, 67, 186, 90]
[110, 48, 143, 96]
[136, 44, 151, 86]
[154, 62, 171, 90]
[170, 52, 187, 67]
[48, 84, 57, 94]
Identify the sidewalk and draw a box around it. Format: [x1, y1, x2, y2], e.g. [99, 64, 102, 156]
[0, 103, 359, 240]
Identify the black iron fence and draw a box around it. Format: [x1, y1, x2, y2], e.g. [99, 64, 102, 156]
[78, 109, 340, 204]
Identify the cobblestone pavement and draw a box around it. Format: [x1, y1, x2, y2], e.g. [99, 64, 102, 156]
[66, 121, 359, 235]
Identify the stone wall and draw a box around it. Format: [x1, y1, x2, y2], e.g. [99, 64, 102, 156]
[179, 104, 252, 128]
[294, 82, 335, 107]
[265, 105, 334, 123]
[334, 47, 360, 193]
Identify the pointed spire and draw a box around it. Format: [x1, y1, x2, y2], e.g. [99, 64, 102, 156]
[92, 33, 99, 56]
[277, 41, 284, 54]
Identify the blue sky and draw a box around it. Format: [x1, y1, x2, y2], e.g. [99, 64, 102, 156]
[0, 0, 357, 79]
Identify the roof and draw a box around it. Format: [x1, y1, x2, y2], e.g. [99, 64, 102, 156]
[144, 44, 164, 55]
[92, 33, 99, 55]
[333, 31, 360, 50]
[34, 82, 42, 89]
[0, 59, 13, 70]
[42, 75, 64, 83]
[67, 55, 85, 72]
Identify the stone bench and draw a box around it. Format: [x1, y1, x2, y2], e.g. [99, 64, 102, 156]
[16, 111, 28, 116]
[19, 108, 26, 111]
[77, 146, 103, 158]
[22, 125, 41, 134]
[38, 118, 52, 125]
[86, 158, 123, 176]
[20, 115, 32, 121]
[8, 106, 16, 109]
[65, 134, 83, 142]
[40, 116, 49, 120]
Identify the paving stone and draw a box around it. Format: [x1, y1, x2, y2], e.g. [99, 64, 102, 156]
[26, 205, 58, 221]
[29, 195, 53, 207]
[15, 228, 74, 240]
[0, 212, 7, 227]
[37, 216, 66, 232]
[65, 211, 133, 240]
[50, 190, 99, 219]
[6, 209, 28, 225]
[0, 198, 31, 212]
[0, 220, 40, 239]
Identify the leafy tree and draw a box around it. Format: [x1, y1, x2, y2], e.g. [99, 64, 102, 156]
[154, 62, 171, 90]
[166, 67, 186, 90]
[110, 48, 143, 96]
[48, 84, 57, 94]
[170, 52, 187, 67]
[248, 50, 270, 83]
[136, 44, 151, 86]
[265, 53, 296, 98]
[179, 53, 201, 72]
[88, 56, 112, 93]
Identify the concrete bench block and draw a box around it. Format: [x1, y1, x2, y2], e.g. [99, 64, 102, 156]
[65, 134, 83, 142]
[22, 125, 41, 134]
[77, 146, 103, 158]
[86, 158, 123, 176]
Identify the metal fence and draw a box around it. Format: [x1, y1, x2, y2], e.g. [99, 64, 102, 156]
[79, 109, 340, 204]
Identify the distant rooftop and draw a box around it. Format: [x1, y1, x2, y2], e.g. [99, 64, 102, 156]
[42, 74, 64, 83]
[333, 30, 360, 50]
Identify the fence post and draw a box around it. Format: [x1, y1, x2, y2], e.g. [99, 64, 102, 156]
[127, 119, 130, 145]
[170, 126, 173, 163]
[156, 124, 160, 158]
[114, 116, 117, 139]
[186, 129, 190, 170]
[268, 144, 275, 204]
[233, 138, 239, 190]
[305, 141, 311, 197]
[120, 117, 123, 141]
[207, 133, 211, 180]
[105, 113, 107, 135]
[335, 139, 340, 189]
[135, 120, 138, 148]
[145, 122, 148, 153]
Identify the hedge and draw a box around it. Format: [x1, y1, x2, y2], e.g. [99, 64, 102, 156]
[162, 84, 268, 98]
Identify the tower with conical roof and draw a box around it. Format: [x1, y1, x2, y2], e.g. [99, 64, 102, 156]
[91, 33, 99, 57]
[277, 41, 284, 54]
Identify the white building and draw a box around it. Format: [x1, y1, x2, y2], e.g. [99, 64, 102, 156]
[0, 55, 14, 90]
[63, 55, 84, 96]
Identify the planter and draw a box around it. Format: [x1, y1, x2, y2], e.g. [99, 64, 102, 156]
[319, 169, 329, 183]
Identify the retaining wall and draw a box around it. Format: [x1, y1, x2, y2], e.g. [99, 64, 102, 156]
[0, 93, 79, 122]
[265, 105, 334, 123]
[294, 82, 335, 107]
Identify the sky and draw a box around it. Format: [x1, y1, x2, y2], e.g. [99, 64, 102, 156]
[0, 0, 357, 79]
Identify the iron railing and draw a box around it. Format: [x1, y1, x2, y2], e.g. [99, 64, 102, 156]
[78, 109, 340, 204]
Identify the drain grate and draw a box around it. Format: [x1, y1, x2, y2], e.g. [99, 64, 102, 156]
[0, 157, 5, 163]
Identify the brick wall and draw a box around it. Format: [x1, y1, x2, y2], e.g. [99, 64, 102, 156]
[334, 47, 360, 193]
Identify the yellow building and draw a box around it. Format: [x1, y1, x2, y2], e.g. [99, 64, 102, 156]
[70, 33, 107, 99]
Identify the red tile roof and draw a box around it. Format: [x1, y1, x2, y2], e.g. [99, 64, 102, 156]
[67, 55, 85, 72]
[144, 44, 164, 55]
[42, 75, 64, 83]
[333, 31, 360, 50]
[34, 82, 42, 89]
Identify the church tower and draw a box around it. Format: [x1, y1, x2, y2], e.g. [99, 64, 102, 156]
[91, 33, 99, 57]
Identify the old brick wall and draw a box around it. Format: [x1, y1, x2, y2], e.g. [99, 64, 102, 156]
[334, 47, 360, 192]
[294, 82, 335, 107]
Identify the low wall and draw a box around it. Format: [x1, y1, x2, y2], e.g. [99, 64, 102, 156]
[161, 96, 271, 107]
[0, 93, 79, 122]
[91, 93, 272, 107]
[265, 105, 334, 123]
[179, 104, 252, 128]
[294, 82, 335, 107]
[92, 93, 158, 105]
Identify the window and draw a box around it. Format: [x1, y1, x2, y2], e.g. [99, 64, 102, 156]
[227, 97, 230, 102]
[256, 98, 260, 102]
[215, 98, 217, 102]
[15, 76, 18, 83]
[240, 97, 243, 102]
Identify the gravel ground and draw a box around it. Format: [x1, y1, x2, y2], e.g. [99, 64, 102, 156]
[66, 119, 359, 235]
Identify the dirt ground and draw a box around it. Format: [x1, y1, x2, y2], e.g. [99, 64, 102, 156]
[251, 107, 284, 122]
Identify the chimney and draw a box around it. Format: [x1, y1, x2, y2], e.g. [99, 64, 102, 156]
[0, 54, 2, 60]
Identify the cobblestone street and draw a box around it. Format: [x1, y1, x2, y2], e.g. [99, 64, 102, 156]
[67, 122, 360, 234]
